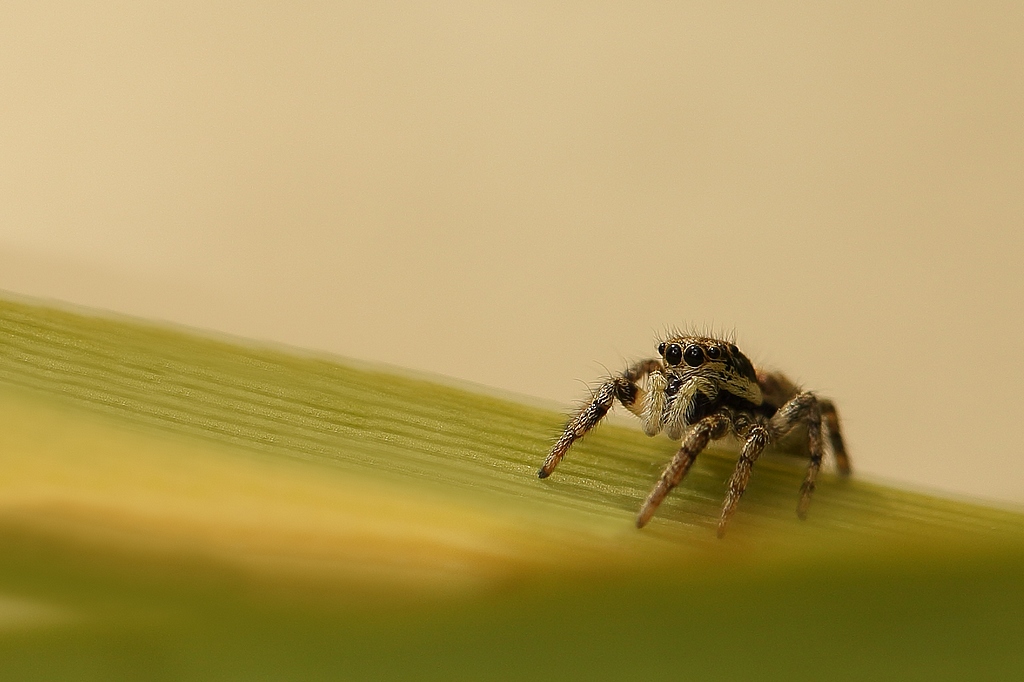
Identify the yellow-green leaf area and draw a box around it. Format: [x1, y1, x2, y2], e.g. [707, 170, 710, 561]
[0, 297, 1021, 681]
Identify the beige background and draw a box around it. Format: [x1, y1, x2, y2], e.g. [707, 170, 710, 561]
[1, 2, 1021, 504]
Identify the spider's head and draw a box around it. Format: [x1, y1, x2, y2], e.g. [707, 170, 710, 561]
[657, 334, 763, 408]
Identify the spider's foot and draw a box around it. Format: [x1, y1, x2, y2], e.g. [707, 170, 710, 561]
[797, 482, 815, 519]
[537, 469, 550, 479]
[636, 480, 671, 529]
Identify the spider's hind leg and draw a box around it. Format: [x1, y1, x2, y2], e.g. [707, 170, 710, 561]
[760, 369, 851, 476]
[769, 392, 825, 519]
[820, 399, 851, 476]
[538, 359, 662, 479]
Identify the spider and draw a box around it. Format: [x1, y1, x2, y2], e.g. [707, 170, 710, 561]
[537, 333, 850, 537]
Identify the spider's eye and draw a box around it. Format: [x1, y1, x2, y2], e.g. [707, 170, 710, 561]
[657, 342, 666, 356]
[706, 346, 721, 360]
[683, 344, 705, 367]
[664, 343, 682, 366]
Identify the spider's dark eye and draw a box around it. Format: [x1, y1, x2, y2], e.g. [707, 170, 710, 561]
[657, 342, 666, 356]
[664, 343, 682, 366]
[706, 346, 721, 360]
[683, 344, 705, 367]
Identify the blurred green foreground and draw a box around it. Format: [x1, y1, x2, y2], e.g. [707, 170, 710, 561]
[0, 297, 1022, 681]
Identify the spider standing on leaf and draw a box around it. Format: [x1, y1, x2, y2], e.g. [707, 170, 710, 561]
[537, 333, 851, 537]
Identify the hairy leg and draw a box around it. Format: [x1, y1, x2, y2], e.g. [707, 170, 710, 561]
[623, 358, 662, 383]
[636, 414, 730, 528]
[538, 359, 662, 479]
[756, 369, 799, 410]
[769, 392, 824, 519]
[819, 399, 851, 476]
[718, 425, 770, 538]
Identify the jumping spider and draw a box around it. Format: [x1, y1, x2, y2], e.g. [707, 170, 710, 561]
[537, 333, 850, 537]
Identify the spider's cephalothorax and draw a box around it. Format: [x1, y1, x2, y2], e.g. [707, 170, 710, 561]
[537, 334, 851, 537]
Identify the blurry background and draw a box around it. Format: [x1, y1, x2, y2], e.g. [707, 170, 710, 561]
[0, 1, 1021, 504]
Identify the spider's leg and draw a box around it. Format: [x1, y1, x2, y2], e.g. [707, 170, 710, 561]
[538, 359, 662, 479]
[768, 392, 824, 519]
[756, 369, 800, 410]
[718, 425, 771, 538]
[819, 399, 851, 476]
[623, 358, 662, 383]
[636, 414, 730, 528]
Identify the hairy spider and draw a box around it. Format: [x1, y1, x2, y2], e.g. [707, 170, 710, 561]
[537, 333, 850, 537]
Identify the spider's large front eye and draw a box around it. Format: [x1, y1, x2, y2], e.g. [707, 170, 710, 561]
[683, 344, 705, 367]
[664, 343, 682, 365]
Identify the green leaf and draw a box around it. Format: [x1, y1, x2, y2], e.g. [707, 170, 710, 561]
[0, 296, 1021, 680]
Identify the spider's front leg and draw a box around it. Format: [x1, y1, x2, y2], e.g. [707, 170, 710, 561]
[636, 413, 730, 528]
[538, 359, 661, 479]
